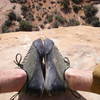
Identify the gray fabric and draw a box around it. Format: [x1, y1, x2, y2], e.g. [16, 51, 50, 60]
[12, 38, 70, 100]
[44, 38, 70, 95]
[19, 40, 44, 95]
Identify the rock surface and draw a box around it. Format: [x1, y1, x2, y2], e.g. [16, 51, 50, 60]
[1, 0, 100, 33]
[0, 26, 100, 100]
[0, 0, 21, 33]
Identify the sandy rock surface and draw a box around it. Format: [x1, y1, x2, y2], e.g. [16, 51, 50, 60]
[0, 26, 100, 100]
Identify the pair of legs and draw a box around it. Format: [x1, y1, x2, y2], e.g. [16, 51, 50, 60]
[0, 38, 99, 96]
[0, 68, 92, 93]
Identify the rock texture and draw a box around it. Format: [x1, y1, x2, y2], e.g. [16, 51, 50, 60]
[0, 26, 100, 100]
[0, 0, 21, 33]
[1, 0, 100, 33]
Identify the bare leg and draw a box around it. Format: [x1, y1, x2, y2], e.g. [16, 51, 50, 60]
[65, 68, 93, 92]
[0, 69, 27, 93]
[0, 68, 94, 93]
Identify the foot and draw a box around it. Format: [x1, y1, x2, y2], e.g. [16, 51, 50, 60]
[44, 38, 70, 95]
[16, 39, 44, 96]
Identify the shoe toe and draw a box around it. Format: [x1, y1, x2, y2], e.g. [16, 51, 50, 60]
[44, 38, 54, 54]
[33, 38, 44, 56]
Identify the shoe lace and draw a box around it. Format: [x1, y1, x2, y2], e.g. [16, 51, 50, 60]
[64, 57, 70, 69]
[64, 57, 81, 99]
[14, 53, 23, 68]
[10, 53, 24, 100]
[69, 88, 81, 99]
[10, 92, 19, 100]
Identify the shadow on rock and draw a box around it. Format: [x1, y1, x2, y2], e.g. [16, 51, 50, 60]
[18, 90, 86, 100]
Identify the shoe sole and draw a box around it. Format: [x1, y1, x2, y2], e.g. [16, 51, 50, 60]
[21, 39, 44, 96]
[44, 38, 68, 96]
